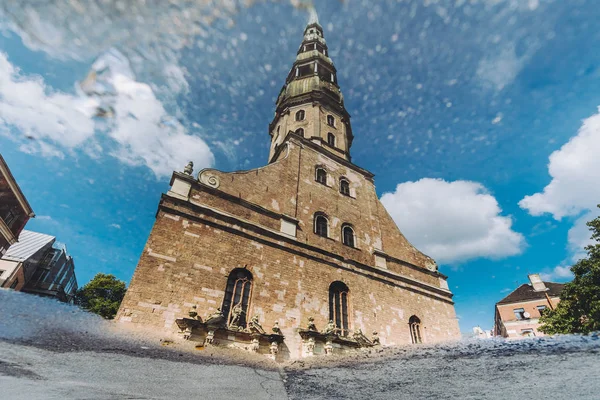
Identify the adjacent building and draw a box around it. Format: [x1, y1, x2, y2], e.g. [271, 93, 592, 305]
[0, 230, 78, 302]
[117, 11, 460, 360]
[0, 154, 35, 256]
[493, 274, 564, 339]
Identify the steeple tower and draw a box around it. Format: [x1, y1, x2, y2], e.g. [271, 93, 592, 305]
[268, 7, 354, 163]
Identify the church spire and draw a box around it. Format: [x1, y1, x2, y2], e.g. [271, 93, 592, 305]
[268, 8, 354, 163]
[307, 6, 319, 26]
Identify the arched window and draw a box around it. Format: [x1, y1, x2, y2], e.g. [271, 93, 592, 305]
[329, 281, 350, 336]
[340, 178, 350, 196]
[342, 225, 355, 248]
[295, 128, 305, 137]
[314, 214, 328, 237]
[222, 269, 253, 328]
[315, 167, 327, 185]
[295, 110, 305, 121]
[327, 132, 336, 147]
[327, 115, 335, 127]
[409, 315, 422, 344]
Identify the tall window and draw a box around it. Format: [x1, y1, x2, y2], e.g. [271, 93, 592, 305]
[295, 128, 305, 137]
[314, 214, 329, 237]
[340, 178, 350, 196]
[222, 269, 253, 328]
[296, 110, 305, 121]
[329, 281, 349, 336]
[327, 132, 336, 147]
[513, 308, 526, 320]
[327, 115, 335, 127]
[315, 168, 327, 185]
[409, 315, 422, 344]
[342, 225, 355, 247]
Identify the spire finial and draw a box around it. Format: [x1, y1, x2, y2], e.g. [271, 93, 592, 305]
[307, 5, 319, 26]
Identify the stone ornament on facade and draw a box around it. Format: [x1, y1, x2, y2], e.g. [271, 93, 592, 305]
[324, 339, 333, 355]
[323, 320, 337, 335]
[188, 305, 198, 319]
[305, 337, 316, 356]
[204, 330, 215, 346]
[250, 336, 260, 352]
[205, 308, 225, 327]
[198, 171, 220, 188]
[183, 161, 194, 175]
[372, 331, 380, 346]
[248, 315, 266, 334]
[229, 303, 245, 330]
[307, 316, 317, 331]
[272, 321, 282, 335]
[269, 341, 279, 360]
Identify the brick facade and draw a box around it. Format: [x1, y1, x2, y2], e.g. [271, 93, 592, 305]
[117, 14, 460, 359]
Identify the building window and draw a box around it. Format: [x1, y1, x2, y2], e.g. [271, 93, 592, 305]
[329, 281, 350, 336]
[295, 110, 305, 121]
[342, 225, 355, 247]
[315, 167, 327, 185]
[536, 305, 547, 315]
[2, 208, 19, 228]
[513, 308, 526, 320]
[9, 278, 18, 289]
[327, 115, 335, 127]
[409, 315, 422, 344]
[521, 329, 535, 337]
[295, 128, 304, 137]
[340, 178, 350, 196]
[314, 214, 329, 238]
[327, 132, 336, 147]
[222, 269, 253, 328]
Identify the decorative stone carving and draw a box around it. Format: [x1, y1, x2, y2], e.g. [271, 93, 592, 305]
[199, 172, 220, 188]
[182, 326, 193, 340]
[372, 331, 380, 346]
[188, 305, 198, 319]
[205, 308, 225, 327]
[229, 303, 245, 329]
[248, 315, 266, 334]
[305, 337, 315, 356]
[307, 317, 317, 331]
[250, 336, 260, 352]
[323, 320, 337, 335]
[272, 321, 282, 335]
[205, 330, 215, 346]
[183, 161, 194, 175]
[269, 341, 279, 360]
[324, 338, 333, 355]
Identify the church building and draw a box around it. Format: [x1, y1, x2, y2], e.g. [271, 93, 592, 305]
[117, 11, 460, 360]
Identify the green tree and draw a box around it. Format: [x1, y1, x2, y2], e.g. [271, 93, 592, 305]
[74, 273, 127, 319]
[539, 206, 600, 334]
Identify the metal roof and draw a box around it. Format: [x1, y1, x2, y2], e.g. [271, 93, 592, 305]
[2, 230, 55, 262]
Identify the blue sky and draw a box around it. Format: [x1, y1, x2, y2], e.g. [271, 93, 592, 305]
[1, 0, 600, 333]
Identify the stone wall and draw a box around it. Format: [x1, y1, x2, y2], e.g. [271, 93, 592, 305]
[118, 136, 460, 358]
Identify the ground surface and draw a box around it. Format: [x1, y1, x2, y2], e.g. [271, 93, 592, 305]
[1, 290, 599, 399]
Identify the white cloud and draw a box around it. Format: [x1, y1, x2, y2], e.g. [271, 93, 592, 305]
[109, 224, 121, 229]
[519, 107, 600, 259]
[0, 52, 95, 146]
[540, 265, 573, 282]
[0, 50, 214, 178]
[380, 178, 525, 264]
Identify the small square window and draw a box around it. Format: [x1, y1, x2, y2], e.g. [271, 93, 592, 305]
[536, 305, 547, 315]
[513, 308, 526, 320]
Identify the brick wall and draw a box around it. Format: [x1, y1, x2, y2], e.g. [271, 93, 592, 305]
[118, 136, 460, 358]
